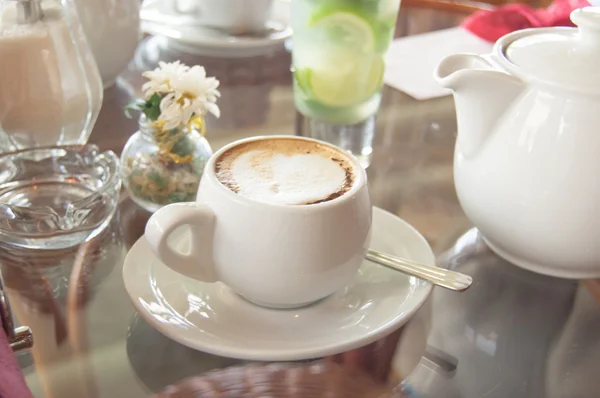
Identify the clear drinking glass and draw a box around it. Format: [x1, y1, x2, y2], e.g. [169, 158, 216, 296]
[291, 0, 400, 167]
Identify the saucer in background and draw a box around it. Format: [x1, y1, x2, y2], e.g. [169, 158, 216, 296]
[140, 0, 292, 58]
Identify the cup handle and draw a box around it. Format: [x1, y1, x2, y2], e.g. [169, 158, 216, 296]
[145, 202, 218, 283]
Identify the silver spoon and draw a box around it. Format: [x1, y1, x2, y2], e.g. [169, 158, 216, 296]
[365, 249, 472, 292]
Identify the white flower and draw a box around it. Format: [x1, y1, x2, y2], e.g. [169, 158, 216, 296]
[141, 61, 189, 99]
[156, 65, 221, 130]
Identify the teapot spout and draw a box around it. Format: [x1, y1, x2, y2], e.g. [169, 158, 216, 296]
[435, 54, 524, 158]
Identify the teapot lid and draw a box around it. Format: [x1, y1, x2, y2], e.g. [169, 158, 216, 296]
[496, 7, 600, 94]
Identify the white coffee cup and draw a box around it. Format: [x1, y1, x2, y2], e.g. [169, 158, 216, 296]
[173, 0, 274, 34]
[144, 135, 372, 309]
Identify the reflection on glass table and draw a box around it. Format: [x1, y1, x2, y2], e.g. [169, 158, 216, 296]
[406, 228, 599, 398]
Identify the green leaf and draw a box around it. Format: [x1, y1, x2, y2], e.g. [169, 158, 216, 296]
[123, 93, 163, 121]
[124, 99, 146, 118]
[147, 171, 168, 189]
[167, 192, 188, 203]
[143, 94, 162, 121]
[171, 136, 195, 158]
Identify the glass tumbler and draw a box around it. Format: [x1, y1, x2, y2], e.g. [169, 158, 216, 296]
[292, 0, 400, 167]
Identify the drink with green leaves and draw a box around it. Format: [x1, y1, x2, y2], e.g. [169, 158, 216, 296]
[292, 0, 400, 126]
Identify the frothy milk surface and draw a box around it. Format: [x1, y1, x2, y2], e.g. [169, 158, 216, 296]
[215, 139, 356, 205]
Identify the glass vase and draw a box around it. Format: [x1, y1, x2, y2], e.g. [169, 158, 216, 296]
[120, 115, 213, 213]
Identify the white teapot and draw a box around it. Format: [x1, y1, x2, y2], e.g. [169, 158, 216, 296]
[435, 7, 600, 279]
[74, 0, 140, 87]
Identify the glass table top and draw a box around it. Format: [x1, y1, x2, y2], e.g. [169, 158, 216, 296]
[2, 7, 599, 398]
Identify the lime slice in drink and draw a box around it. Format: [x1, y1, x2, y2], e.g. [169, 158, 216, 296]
[301, 9, 385, 107]
[308, 10, 376, 52]
[294, 67, 312, 98]
[304, 54, 385, 108]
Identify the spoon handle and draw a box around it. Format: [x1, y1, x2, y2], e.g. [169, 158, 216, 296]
[364, 249, 472, 292]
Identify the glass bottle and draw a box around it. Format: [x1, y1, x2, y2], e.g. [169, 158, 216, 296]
[0, 0, 103, 152]
[120, 115, 213, 213]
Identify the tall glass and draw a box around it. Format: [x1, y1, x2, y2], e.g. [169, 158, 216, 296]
[292, 0, 400, 167]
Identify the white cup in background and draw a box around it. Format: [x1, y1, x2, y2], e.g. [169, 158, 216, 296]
[172, 0, 274, 34]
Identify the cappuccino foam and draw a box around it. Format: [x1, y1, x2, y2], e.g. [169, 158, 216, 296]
[215, 138, 356, 205]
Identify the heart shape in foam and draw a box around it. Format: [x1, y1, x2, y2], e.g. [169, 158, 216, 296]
[230, 151, 349, 205]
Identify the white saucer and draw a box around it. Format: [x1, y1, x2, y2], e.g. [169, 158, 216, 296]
[123, 207, 434, 361]
[140, 0, 292, 58]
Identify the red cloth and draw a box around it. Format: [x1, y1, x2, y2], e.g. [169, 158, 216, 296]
[0, 329, 33, 398]
[462, 0, 591, 42]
